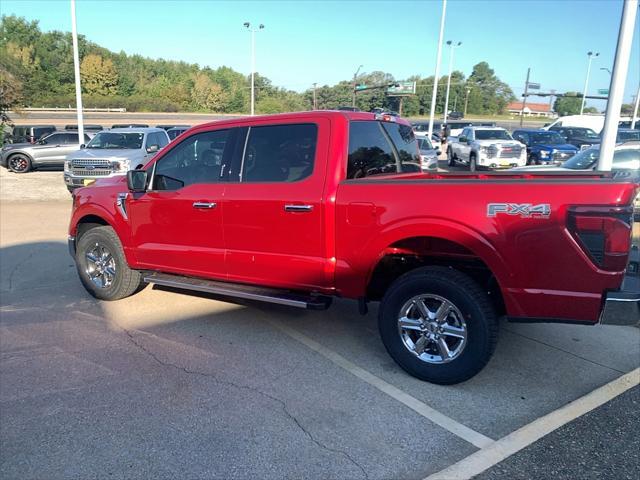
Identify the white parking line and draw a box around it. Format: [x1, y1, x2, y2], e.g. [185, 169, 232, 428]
[425, 367, 640, 480]
[269, 319, 494, 449]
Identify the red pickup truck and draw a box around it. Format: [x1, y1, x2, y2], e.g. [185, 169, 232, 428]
[68, 111, 639, 384]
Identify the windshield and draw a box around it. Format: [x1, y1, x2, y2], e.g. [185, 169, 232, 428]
[475, 129, 512, 140]
[560, 147, 640, 170]
[418, 137, 434, 150]
[86, 132, 144, 149]
[562, 148, 600, 169]
[531, 132, 565, 145]
[618, 130, 640, 142]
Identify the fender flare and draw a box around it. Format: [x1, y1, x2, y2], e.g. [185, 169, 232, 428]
[360, 217, 512, 295]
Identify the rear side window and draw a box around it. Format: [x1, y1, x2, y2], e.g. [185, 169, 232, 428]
[381, 123, 421, 172]
[347, 121, 421, 179]
[347, 121, 396, 179]
[241, 124, 317, 182]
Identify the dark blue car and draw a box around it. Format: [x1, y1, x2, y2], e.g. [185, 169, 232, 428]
[512, 129, 578, 165]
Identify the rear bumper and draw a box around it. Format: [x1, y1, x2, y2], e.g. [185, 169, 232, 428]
[599, 290, 640, 325]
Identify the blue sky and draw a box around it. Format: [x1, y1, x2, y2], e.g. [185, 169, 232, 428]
[2, 0, 639, 109]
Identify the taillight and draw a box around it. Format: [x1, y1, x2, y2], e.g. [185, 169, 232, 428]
[567, 206, 633, 271]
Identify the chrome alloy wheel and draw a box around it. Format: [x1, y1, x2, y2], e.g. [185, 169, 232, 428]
[85, 242, 116, 289]
[397, 294, 467, 364]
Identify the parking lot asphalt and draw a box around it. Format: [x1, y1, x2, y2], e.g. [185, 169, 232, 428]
[1, 194, 639, 478]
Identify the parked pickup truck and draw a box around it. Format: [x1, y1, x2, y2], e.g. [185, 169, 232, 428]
[64, 128, 169, 192]
[67, 111, 639, 385]
[511, 129, 578, 165]
[448, 126, 527, 171]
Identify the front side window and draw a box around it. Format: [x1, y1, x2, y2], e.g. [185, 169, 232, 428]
[241, 124, 317, 182]
[153, 129, 230, 190]
[87, 132, 144, 149]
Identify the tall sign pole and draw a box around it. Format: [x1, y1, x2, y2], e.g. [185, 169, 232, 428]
[632, 84, 640, 130]
[519, 68, 530, 127]
[598, 0, 637, 171]
[70, 0, 84, 146]
[427, 0, 447, 141]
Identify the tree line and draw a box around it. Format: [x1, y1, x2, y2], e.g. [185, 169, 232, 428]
[1, 15, 516, 116]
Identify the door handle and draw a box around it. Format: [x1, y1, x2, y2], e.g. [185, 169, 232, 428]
[284, 204, 313, 212]
[193, 202, 217, 209]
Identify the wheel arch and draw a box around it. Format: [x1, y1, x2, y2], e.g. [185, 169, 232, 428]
[70, 205, 136, 265]
[361, 221, 512, 315]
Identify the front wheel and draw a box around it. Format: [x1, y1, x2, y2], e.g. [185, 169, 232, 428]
[8, 154, 32, 173]
[469, 153, 477, 172]
[378, 266, 498, 384]
[76, 226, 144, 300]
[447, 148, 455, 167]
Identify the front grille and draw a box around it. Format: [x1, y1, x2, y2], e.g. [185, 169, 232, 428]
[70, 158, 114, 177]
[553, 151, 575, 162]
[71, 158, 111, 167]
[498, 145, 522, 159]
[71, 168, 112, 176]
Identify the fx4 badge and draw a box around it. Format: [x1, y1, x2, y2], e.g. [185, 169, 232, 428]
[487, 203, 551, 218]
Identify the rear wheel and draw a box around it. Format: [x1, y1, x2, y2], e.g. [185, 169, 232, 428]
[8, 154, 32, 173]
[76, 226, 144, 301]
[378, 266, 498, 384]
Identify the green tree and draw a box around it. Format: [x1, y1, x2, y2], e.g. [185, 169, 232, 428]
[553, 92, 582, 116]
[80, 54, 118, 95]
[191, 72, 224, 111]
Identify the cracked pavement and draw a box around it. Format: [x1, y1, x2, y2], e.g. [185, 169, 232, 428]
[1, 201, 638, 480]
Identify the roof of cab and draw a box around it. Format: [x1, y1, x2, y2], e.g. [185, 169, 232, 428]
[193, 110, 412, 131]
[106, 127, 167, 134]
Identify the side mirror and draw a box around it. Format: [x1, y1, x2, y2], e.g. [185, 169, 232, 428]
[146, 144, 159, 154]
[80, 144, 86, 149]
[459, 136, 467, 143]
[127, 170, 148, 193]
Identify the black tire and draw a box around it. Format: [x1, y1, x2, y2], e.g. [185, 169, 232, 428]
[447, 148, 455, 167]
[469, 153, 477, 172]
[76, 226, 144, 301]
[378, 266, 498, 385]
[8, 153, 32, 173]
[528, 154, 537, 166]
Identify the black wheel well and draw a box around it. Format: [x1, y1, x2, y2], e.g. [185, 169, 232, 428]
[7, 151, 33, 162]
[366, 236, 505, 316]
[76, 215, 110, 242]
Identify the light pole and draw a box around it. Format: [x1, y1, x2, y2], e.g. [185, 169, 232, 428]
[244, 22, 264, 116]
[443, 40, 462, 123]
[580, 51, 599, 115]
[312, 83, 318, 110]
[598, 0, 637, 170]
[70, 0, 84, 146]
[463, 87, 471, 116]
[427, 0, 447, 141]
[352, 65, 363, 107]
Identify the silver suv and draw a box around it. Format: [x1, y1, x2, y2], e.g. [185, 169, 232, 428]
[1, 131, 94, 173]
[64, 128, 169, 191]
